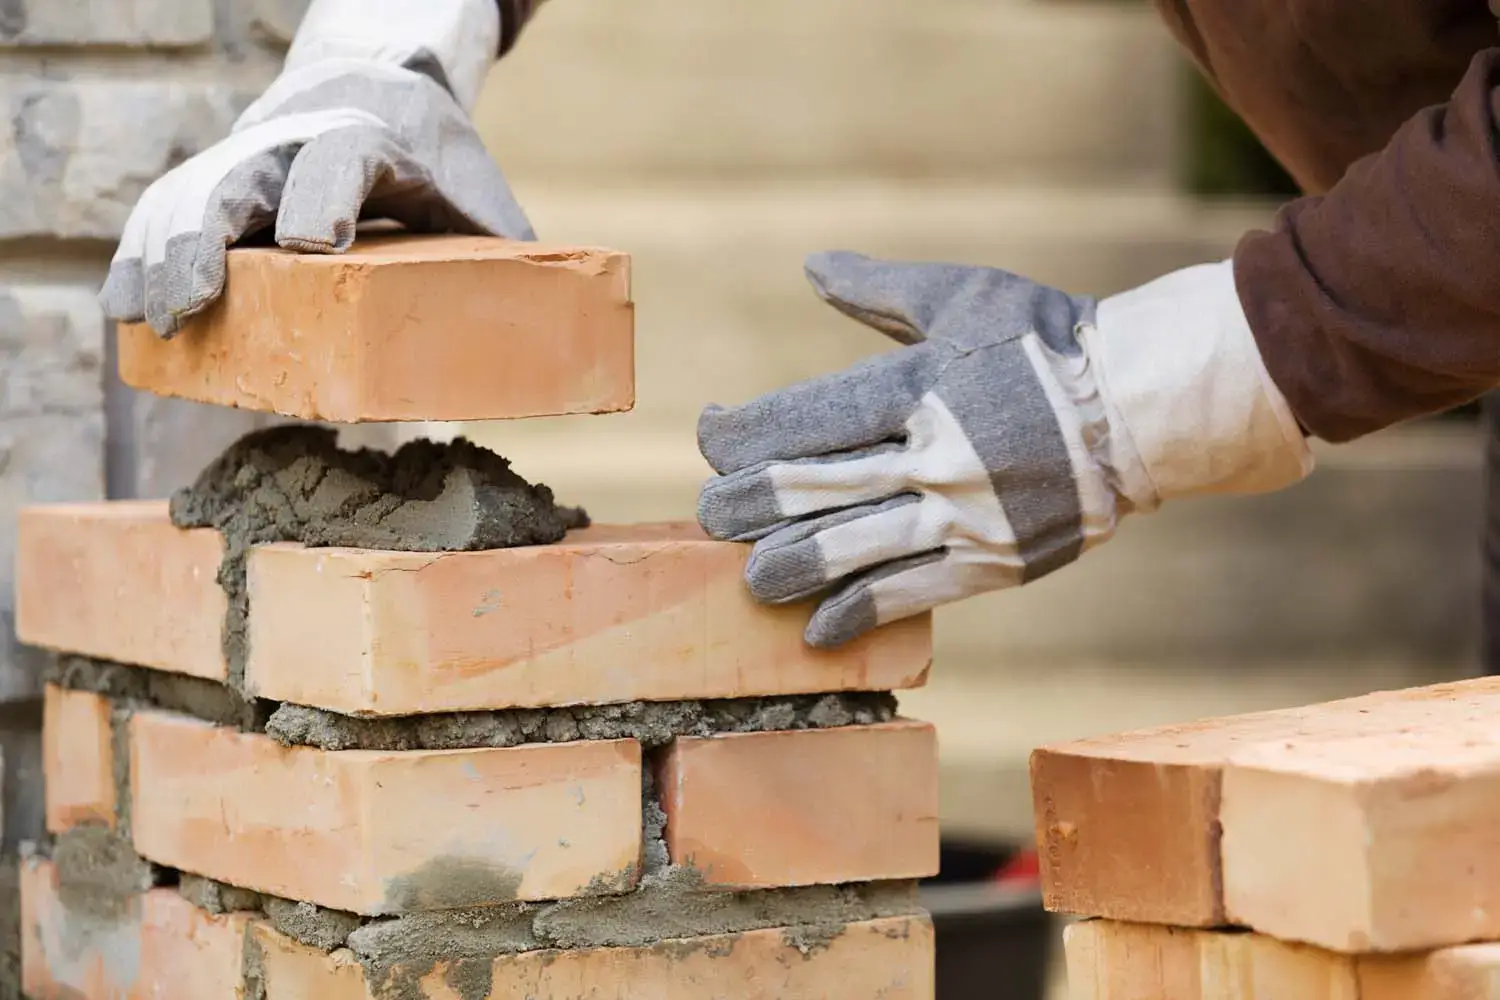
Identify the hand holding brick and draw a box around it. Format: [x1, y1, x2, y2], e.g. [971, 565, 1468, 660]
[114, 234, 635, 422]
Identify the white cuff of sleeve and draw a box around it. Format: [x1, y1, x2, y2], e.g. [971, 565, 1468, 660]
[284, 0, 500, 112]
[1086, 258, 1314, 507]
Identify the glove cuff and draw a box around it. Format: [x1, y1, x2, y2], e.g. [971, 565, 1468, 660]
[1089, 258, 1315, 506]
[281, 0, 500, 113]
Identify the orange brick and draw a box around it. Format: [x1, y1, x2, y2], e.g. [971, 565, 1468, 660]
[129, 710, 642, 915]
[139, 890, 253, 999]
[1062, 919, 1500, 1000]
[254, 915, 934, 999]
[21, 856, 252, 999]
[15, 502, 930, 713]
[246, 522, 932, 715]
[17, 503, 227, 680]
[1032, 677, 1500, 941]
[657, 720, 939, 888]
[116, 234, 635, 422]
[43, 684, 117, 832]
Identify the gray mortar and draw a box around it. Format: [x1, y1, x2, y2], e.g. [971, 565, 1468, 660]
[242, 926, 269, 1000]
[346, 871, 922, 1000]
[0, 856, 18, 1000]
[166, 424, 588, 688]
[641, 769, 670, 875]
[47, 655, 269, 732]
[178, 874, 262, 915]
[265, 691, 899, 752]
[50, 827, 158, 923]
[263, 896, 363, 951]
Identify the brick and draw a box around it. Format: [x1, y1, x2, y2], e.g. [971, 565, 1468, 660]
[1220, 718, 1500, 953]
[0, 283, 106, 702]
[17, 500, 930, 710]
[43, 684, 115, 832]
[246, 522, 930, 714]
[21, 856, 252, 999]
[138, 889, 253, 999]
[16, 502, 228, 680]
[1029, 678, 1500, 929]
[658, 720, 939, 888]
[116, 234, 636, 422]
[255, 915, 935, 999]
[0, 0, 213, 46]
[1062, 919, 1500, 1000]
[129, 710, 642, 915]
[0, 80, 249, 240]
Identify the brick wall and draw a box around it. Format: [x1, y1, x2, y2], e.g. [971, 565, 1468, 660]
[0, 0, 311, 848]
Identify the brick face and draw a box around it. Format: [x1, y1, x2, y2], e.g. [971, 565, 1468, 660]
[129, 710, 644, 915]
[658, 720, 941, 888]
[16, 502, 228, 679]
[116, 235, 637, 422]
[21, 856, 254, 999]
[246, 520, 932, 714]
[42, 684, 115, 832]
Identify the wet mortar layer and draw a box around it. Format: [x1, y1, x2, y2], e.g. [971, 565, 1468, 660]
[165, 424, 589, 689]
[172, 869, 921, 1000]
[46, 653, 899, 752]
[264, 690, 899, 751]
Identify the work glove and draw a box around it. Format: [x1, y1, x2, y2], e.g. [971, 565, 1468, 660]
[697, 252, 1314, 648]
[100, 0, 532, 338]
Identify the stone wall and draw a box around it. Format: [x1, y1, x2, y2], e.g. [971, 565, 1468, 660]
[0, 0, 309, 850]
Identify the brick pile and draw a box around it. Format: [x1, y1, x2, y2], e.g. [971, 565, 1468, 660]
[12, 234, 940, 998]
[1031, 676, 1500, 999]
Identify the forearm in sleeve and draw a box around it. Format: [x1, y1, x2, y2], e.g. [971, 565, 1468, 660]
[1234, 48, 1500, 442]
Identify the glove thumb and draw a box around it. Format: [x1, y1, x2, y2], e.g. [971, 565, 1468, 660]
[803, 250, 938, 346]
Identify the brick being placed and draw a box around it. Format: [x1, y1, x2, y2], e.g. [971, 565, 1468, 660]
[1063, 918, 1500, 1000]
[16, 493, 930, 715]
[1031, 675, 1500, 952]
[114, 234, 636, 422]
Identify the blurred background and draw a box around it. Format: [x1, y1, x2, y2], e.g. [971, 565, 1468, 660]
[453, 2, 1484, 994]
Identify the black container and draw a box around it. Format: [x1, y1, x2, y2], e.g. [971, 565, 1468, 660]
[920, 840, 1053, 1000]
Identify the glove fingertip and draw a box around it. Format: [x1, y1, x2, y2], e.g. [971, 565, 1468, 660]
[804, 590, 878, 650]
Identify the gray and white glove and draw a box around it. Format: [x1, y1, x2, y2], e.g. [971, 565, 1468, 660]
[100, 0, 531, 338]
[697, 251, 1315, 648]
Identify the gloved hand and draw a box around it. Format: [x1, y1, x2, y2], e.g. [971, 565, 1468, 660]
[100, 0, 532, 338]
[697, 251, 1314, 648]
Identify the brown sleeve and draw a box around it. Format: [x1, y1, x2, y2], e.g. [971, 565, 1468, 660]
[1153, 1, 1500, 442]
[495, 0, 543, 57]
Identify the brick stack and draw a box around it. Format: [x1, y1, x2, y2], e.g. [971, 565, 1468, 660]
[1031, 675, 1500, 999]
[11, 235, 941, 997]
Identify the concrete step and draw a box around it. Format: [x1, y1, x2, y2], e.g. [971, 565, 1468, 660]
[466, 181, 1275, 433]
[475, 1, 1188, 185]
